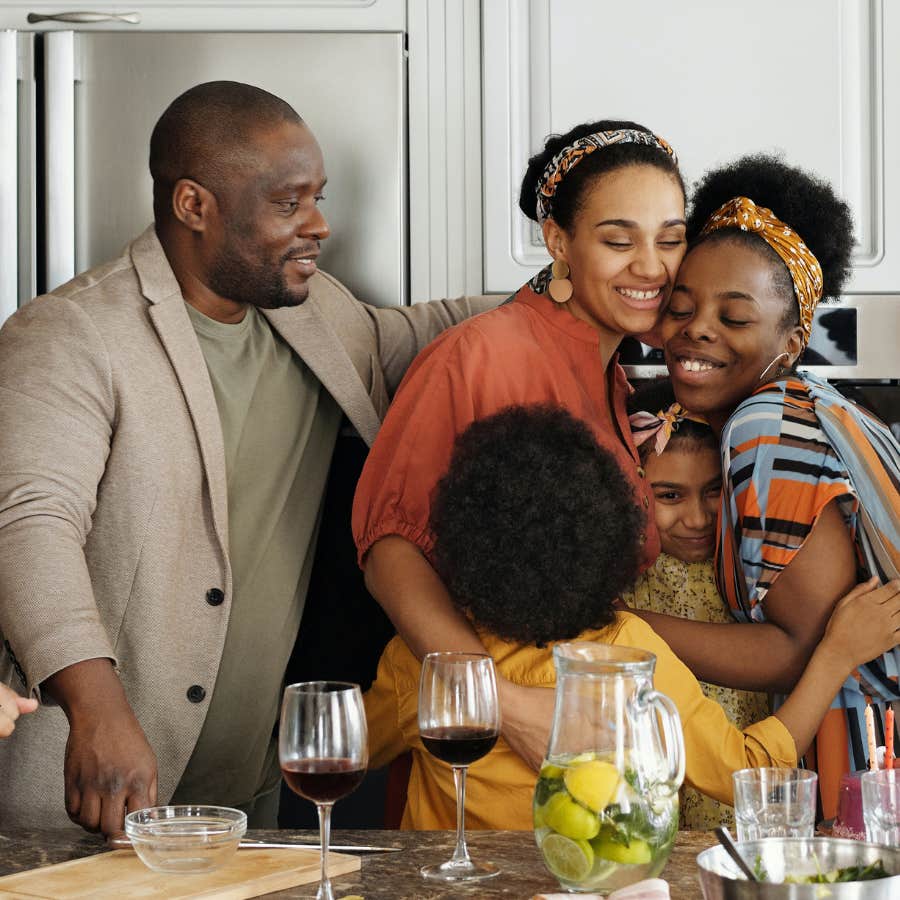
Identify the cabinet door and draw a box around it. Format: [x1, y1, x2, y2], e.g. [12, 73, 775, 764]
[483, 0, 897, 295]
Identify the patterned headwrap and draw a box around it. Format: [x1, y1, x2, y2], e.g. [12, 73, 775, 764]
[700, 196, 823, 346]
[535, 129, 678, 224]
[629, 402, 708, 456]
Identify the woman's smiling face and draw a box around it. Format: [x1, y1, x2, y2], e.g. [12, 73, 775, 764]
[543, 164, 687, 342]
[660, 238, 803, 432]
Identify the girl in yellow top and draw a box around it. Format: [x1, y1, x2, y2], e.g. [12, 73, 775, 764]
[365, 405, 900, 830]
[622, 380, 769, 829]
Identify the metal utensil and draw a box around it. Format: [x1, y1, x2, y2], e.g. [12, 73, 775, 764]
[713, 826, 760, 882]
[107, 834, 402, 853]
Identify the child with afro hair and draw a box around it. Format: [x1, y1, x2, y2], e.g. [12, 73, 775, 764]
[364, 405, 900, 830]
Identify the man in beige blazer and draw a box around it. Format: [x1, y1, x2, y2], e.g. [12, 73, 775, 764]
[0, 81, 494, 832]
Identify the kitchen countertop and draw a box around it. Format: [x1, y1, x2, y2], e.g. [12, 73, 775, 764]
[0, 827, 717, 898]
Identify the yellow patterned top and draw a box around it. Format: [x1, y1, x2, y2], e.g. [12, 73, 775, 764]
[622, 553, 771, 830]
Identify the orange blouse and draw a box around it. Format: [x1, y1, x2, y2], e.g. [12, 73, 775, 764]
[352, 283, 659, 568]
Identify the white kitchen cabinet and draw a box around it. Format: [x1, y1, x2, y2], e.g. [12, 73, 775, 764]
[0, 0, 483, 309]
[483, 0, 900, 296]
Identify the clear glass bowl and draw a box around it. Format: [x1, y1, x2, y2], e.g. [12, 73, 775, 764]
[124, 805, 247, 873]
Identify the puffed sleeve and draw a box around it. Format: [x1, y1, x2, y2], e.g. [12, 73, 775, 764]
[352, 320, 525, 565]
[719, 382, 856, 619]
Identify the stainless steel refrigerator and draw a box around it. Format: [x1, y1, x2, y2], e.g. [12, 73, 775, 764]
[0, 28, 406, 321]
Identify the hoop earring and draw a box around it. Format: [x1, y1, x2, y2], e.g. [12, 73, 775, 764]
[548, 258, 573, 304]
[758, 352, 790, 382]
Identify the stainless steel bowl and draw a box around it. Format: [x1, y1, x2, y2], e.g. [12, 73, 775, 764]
[697, 837, 900, 899]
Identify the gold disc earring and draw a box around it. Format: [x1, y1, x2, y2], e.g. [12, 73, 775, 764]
[548, 258, 573, 303]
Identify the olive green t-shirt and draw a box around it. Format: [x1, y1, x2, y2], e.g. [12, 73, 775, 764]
[172, 304, 341, 808]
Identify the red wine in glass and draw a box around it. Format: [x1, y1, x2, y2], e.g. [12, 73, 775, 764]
[279, 682, 368, 900]
[281, 758, 366, 804]
[417, 652, 501, 882]
[420, 726, 498, 766]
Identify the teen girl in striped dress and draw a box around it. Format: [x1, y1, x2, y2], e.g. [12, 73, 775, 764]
[634, 154, 900, 820]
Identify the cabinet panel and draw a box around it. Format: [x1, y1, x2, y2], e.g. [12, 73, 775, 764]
[484, 0, 896, 295]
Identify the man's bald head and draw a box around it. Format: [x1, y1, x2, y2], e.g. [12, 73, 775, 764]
[149, 81, 303, 224]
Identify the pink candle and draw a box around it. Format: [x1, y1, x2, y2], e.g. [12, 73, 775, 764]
[886, 708, 895, 770]
[865, 705, 877, 771]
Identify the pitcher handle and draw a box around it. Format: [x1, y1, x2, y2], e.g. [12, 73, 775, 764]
[645, 689, 685, 796]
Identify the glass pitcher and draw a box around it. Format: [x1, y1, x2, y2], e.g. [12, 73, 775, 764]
[533, 642, 685, 894]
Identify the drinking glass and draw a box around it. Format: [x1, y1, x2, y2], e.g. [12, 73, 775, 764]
[862, 768, 900, 845]
[732, 768, 817, 842]
[279, 681, 368, 900]
[418, 652, 501, 881]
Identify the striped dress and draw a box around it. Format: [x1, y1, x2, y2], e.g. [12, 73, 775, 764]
[716, 372, 900, 819]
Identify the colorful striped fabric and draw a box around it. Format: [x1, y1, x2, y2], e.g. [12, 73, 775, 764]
[716, 372, 900, 816]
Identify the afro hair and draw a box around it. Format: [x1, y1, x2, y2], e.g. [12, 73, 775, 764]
[429, 404, 645, 646]
[686, 154, 855, 327]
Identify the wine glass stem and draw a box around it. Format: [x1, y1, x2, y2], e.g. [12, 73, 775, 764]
[317, 802, 335, 900]
[449, 765, 472, 865]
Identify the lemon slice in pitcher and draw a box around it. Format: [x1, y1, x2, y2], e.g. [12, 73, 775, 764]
[592, 835, 652, 865]
[541, 833, 595, 883]
[542, 793, 600, 840]
[564, 759, 620, 813]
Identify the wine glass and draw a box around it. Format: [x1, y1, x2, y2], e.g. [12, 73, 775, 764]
[418, 651, 501, 881]
[279, 681, 368, 900]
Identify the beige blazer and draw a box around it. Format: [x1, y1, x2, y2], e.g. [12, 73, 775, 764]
[0, 226, 495, 826]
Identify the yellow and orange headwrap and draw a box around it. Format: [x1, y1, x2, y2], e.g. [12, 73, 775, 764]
[700, 196, 823, 346]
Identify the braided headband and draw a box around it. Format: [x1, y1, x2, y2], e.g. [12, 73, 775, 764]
[700, 196, 823, 345]
[629, 402, 708, 456]
[536, 129, 678, 224]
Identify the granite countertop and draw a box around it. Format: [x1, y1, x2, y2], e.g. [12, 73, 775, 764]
[0, 828, 717, 898]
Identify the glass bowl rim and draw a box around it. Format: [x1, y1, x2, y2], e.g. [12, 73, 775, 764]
[124, 804, 247, 839]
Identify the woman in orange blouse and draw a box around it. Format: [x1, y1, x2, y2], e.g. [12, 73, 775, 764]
[352, 120, 687, 769]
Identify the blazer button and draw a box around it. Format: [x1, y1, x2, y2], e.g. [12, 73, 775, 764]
[206, 588, 225, 606]
[187, 685, 207, 703]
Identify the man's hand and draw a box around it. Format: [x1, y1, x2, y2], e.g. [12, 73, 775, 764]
[497, 678, 555, 772]
[44, 658, 158, 835]
[64, 705, 158, 835]
[0, 683, 38, 738]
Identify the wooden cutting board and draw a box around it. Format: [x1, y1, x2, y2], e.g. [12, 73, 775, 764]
[0, 847, 360, 899]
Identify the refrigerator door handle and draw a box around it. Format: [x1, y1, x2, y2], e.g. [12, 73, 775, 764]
[27, 12, 140, 25]
[44, 30, 75, 293]
[0, 30, 17, 322]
